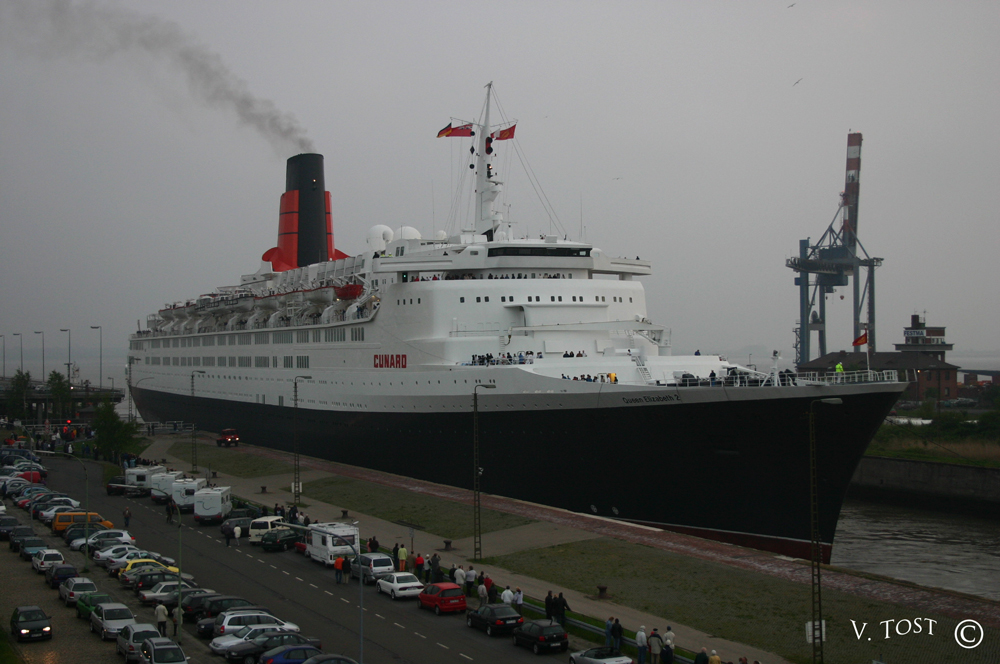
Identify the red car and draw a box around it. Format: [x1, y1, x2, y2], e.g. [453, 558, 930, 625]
[417, 582, 467, 615]
[216, 429, 240, 447]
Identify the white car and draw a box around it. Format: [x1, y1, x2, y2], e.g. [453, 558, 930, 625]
[209, 624, 293, 655]
[375, 572, 425, 599]
[138, 580, 197, 605]
[39, 504, 76, 524]
[31, 548, 65, 573]
[93, 544, 140, 566]
[59, 576, 99, 605]
[89, 602, 136, 640]
[569, 646, 635, 664]
[69, 528, 135, 552]
[116, 623, 161, 662]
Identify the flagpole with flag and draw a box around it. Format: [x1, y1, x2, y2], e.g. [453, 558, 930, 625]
[852, 331, 869, 372]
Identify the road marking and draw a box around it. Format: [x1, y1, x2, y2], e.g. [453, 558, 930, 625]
[375, 613, 385, 619]
[459, 654, 472, 661]
[270, 565, 277, 569]
[414, 632, 426, 639]
[324, 591, 333, 596]
[258, 559, 265, 563]
[283, 571, 290, 576]
[295, 577, 303, 582]
[437, 643, 449, 650]
[309, 583, 318, 589]
[340, 598, 350, 604]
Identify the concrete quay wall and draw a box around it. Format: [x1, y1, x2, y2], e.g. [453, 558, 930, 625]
[850, 456, 1000, 505]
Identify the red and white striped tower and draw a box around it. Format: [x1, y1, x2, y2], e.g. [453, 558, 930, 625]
[842, 133, 862, 251]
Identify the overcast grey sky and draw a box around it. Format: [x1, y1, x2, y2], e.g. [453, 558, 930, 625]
[2, 0, 998, 385]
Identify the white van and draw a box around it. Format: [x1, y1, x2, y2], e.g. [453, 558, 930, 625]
[193, 486, 232, 524]
[171, 478, 207, 512]
[125, 465, 166, 493]
[247, 516, 287, 544]
[150, 471, 185, 503]
[305, 522, 361, 566]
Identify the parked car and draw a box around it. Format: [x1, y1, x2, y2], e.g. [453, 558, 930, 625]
[375, 573, 424, 600]
[44, 563, 77, 588]
[8, 525, 36, 551]
[349, 552, 395, 585]
[260, 527, 304, 552]
[0, 515, 21, 539]
[213, 609, 297, 638]
[61, 522, 109, 544]
[258, 643, 323, 664]
[116, 623, 161, 662]
[9, 605, 52, 641]
[90, 602, 136, 640]
[465, 603, 524, 636]
[220, 516, 253, 539]
[31, 548, 65, 573]
[138, 636, 188, 664]
[210, 624, 293, 656]
[18, 537, 49, 560]
[301, 657, 359, 664]
[70, 528, 135, 552]
[132, 569, 194, 596]
[59, 576, 98, 606]
[511, 619, 569, 654]
[194, 596, 259, 623]
[93, 543, 140, 565]
[76, 592, 113, 619]
[40, 504, 77, 524]
[225, 631, 321, 663]
[139, 580, 197, 606]
[416, 582, 467, 615]
[158, 587, 215, 611]
[569, 646, 635, 664]
[106, 475, 127, 496]
[31, 496, 79, 518]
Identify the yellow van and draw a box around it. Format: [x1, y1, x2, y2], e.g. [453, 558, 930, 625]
[51, 512, 113, 532]
[121, 558, 179, 575]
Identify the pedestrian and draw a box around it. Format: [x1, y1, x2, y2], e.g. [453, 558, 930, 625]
[165, 499, 174, 524]
[708, 650, 722, 664]
[663, 627, 675, 664]
[333, 556, 344, 584]
[487, 580, 498, 604]
[544, 591, 554, 620]
[465, 565, 475, 596]
[223, 523, 232, 547]
[302, 513, 311, 527]
[448, 564, 457, 583]
[370, 535, 380, 553]
[422, 555, 431, 583]
[693, 648, 709, 664]
[430, 554, 441, 582]
[123, 507, 131, 528]
[501, 585, 514, 605]
[274, 503, 280, 518]
[513, 587, 524, 615]
[636, 625, 648, 664]
[172, 605, 181, 636]
[233, 524, 241, 546]
[477, 581, 488, 608]
[154, 602, 168, 636]
[454, 565, 466, 590]
[605, 617, 614, 647]
[392, 543, 400, 569]
[612, 618, 624, 650]
[406, 550, 416, 573]
[555, 592, 570, 625]
[397, 544, 407, 571]
[649, 628, 665, 664]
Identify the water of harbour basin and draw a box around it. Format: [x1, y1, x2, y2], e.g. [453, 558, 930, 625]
[832, 497, 1000, 600]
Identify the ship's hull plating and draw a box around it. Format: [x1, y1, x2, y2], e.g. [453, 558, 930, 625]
[133, 382, 903, 562]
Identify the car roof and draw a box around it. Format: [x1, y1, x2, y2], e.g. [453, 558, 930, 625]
[97, 602, 130, 610]
[15, 605, 44, 612]
[143, 636, 180, 647]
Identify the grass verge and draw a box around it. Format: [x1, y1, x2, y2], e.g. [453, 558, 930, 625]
[0, 636, 20, 664]
[166, 441, 294, 478]
[481, 538, 995, 664]
[301, 476, 534, 540]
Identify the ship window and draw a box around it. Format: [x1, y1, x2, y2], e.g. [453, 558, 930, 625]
[312, 330, 321, 342]
[572, 296, 576, 302]
[172, 339, 179, 348]
[283, 356, 293, 368]
[501, 297, 505, 302]
[218, 356, 226, 366]
[629, 297, 633, 302]
[255, 357, 268, 368]
[550, 296, 555, 302]
[229, 334, 237, 345]
[476, 297, 481, 303]
[296, 331, 309, 343]
[278, 396, 284, 407]
[558, 296, 562, 302]
[272, 356, 278, 367]
[418, 298, 421, 304]
[296, 356, 310, 369]
[460, 297, 465, 303]
[484, 297, 489, 302]
[228, 357, 236, 367]
[409, 299, 413, 305]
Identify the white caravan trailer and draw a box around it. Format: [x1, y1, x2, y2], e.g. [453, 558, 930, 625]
[305, 522, 361, 565]
[171, 477, 207, 512]
[193, 486, 232, 524]
[149, 471, 185, 503]
[125, 465, 166, 494]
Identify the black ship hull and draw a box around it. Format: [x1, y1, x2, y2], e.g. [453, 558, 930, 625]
[133, 383, 903, 562]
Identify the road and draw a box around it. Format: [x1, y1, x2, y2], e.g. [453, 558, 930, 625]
[29, 456, 574, 664]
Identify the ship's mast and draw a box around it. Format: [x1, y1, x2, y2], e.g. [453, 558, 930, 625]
[474, 82, 503, 240]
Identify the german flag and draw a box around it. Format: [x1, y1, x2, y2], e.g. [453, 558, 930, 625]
[437, 123, 473, 138]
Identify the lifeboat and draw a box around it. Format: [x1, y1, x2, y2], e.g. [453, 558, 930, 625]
[334, 284, 364, 300]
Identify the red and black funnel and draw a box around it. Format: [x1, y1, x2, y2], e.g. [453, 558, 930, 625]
[263, 153, 348, 272]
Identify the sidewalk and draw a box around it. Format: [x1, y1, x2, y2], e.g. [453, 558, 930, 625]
[144, 434, 787, 664]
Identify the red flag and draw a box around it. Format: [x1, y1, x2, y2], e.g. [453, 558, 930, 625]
[492, 124, 516, 141]
[437, 123, 473, 138]
[852, 332, 868, 346]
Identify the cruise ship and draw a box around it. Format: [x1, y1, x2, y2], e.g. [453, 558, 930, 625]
[129, 85, 906, 562]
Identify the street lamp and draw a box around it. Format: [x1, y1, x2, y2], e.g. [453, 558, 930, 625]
[190, 370, 205, 473]
[60, 328, 71, 384]
[13, 333, 23, 373]
[472, 383, 496, 561]
[33, 331, 45, 380]
[174, 516, 184, 645]
[91, 326, 102, 391]
[293, 375, 312, 506]
[330, 527, 363, 663]
[1, 334, 5, 378]
[808, 397, 842, 664]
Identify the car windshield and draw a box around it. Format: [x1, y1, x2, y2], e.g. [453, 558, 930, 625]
[441, 588, 463, 598]
[153, 646, 186, 663]
[541, 626, 566, 636]
[74, 583, 97, 592]
[104, 608, 133, 620]
[371, 559, 392, 568]
[396, 574, 419, 584]
[87, 594, 112, 605]
[134, 630, 160, 642]
[19, 610, 46, 621]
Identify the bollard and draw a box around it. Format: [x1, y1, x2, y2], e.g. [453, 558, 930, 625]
[261, 486, 267, 494]
[341, 509, 349, 518]
[444, 540, 453, 551]
[597, 585, 608, 599]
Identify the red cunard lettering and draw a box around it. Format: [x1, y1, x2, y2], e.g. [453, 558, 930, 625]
[374, 354, 407, 369]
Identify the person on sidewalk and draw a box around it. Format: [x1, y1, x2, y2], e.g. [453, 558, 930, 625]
[454, 565, 466, 590]
[165, 499, 174, 524]
[635, 625, 648, 664]
[123, 507, 131, 528]
[611, 618, 624, 650]
[223, 523, 232, 547]
[708, 649, 722, 664]
[333, 556, 344, 584]
[501, 585, 514, 605]
[233, 524, 242, 546]
[663, 627, 675, 664]
[392, 543, 400, 569]
[605, 617, 614, 647]
[649, 628, 665, 664]
[513, 588, 524, 615]
[465, 565, 475, 596]
[422, 555, 431, 583]
[545, 591, 554, 620]
[397, 544, 407, 571]
[477, 581, 488, 608]
[154, 603, 168, 636]
[172, 605, 181, 636]
[414, 553, 424, 581]
[693, 647, 709, 664]
[554, 592, 570, 625]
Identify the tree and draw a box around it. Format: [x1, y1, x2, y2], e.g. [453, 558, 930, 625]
[3, 369, 32, 420]
[92, 398, 140, 461]
[47, 371, 72, 419]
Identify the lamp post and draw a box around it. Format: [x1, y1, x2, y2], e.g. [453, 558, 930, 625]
[60, 328, 71, 384]
[808, 397, 842, 664]
[175, 515, 184, 644]
[1, 334, 5, 378]
[293, 375, 312, 506]
[190, 371, 205, 473]
[33, 331, 45, 380]
[472, 383, 496, 561]
[91, 326, 102, 391]
[330, 528, 363, 663]
[13, 333, 23, 373]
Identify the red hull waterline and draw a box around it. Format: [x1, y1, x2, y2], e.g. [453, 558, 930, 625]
[631, 519, 833, 564]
